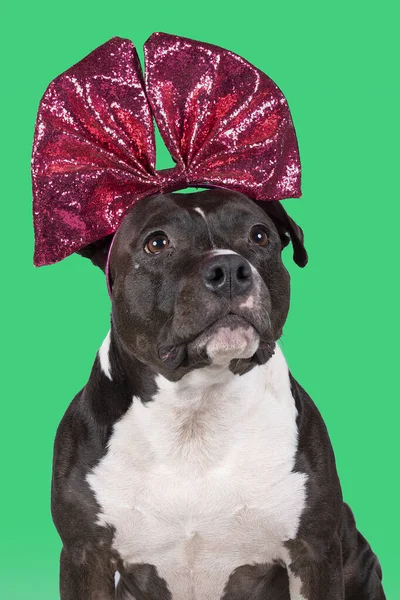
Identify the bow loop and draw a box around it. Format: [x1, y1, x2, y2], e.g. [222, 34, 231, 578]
[144, 33, 301, 201]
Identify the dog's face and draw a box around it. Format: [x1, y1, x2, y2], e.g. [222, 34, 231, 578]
[85, 190, 307, 381]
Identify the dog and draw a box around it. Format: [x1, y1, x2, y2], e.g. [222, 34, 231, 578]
[51, 189, 385, 599]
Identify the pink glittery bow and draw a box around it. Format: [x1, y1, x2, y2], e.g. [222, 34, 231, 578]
[32, 32, 301, 267]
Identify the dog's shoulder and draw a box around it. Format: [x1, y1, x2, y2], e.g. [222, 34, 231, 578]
[51, 347, 133, 530]
[287, 372, 343, 543]
[288, 372, 339, 467]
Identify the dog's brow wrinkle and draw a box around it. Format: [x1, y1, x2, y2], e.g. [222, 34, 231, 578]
[98, 330, 112, 381]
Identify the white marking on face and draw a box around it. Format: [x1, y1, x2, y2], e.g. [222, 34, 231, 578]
[240, 295, 254, 309]
[194, 207, 207, 220]
[98, 330, 112, 381]
[208, 248, 238, 256]
[193, 206, 216, 247]
[87, 345, 307, 598]
[135, 263, 140, 270]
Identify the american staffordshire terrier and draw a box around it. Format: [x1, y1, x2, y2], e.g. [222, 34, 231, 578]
[52, 189, 385, 599]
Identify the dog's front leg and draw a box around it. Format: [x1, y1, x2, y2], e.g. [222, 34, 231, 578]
[287, 535, 344, 600]
[60, 547, 116, 600]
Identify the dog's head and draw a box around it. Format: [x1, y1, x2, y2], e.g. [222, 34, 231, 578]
[79, 190, 307, 381]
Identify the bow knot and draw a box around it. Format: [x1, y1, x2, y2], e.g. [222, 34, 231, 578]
[157, 166, 189, 195]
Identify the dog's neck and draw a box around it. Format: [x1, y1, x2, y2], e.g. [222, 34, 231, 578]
[95, 329, 292, 463]
[95, 331, 295, 475]
[98, 328, 286, 403]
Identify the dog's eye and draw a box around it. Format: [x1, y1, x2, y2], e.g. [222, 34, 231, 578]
[144, 233, 170, 254]
[249, 226, 269, 247]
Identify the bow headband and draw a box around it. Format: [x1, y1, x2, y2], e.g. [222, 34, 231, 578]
[32, 32, 302, 268]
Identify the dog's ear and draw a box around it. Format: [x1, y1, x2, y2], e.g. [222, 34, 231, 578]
[76, 234, 114, 272]
[255, 201, 308, 268]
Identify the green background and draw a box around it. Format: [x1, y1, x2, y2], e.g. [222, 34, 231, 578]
[2, 0, 399, 598]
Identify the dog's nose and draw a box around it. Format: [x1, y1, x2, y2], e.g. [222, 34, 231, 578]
[201, 254, 252, 297]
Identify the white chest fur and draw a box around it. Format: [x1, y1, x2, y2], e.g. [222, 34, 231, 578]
[87, 343, 307, 599]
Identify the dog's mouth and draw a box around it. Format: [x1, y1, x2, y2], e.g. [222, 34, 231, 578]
[188, 314, 260, 365]
[158, 314, 274, 372]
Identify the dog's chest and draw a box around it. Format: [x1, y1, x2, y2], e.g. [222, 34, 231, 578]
[87, 347, 307, 599]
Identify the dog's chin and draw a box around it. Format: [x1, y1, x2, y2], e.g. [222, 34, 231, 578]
[158, 315, 276, 380]
[189, 315, 260, 367]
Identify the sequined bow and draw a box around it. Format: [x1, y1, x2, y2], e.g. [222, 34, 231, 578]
[32, 33, 301, 266]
